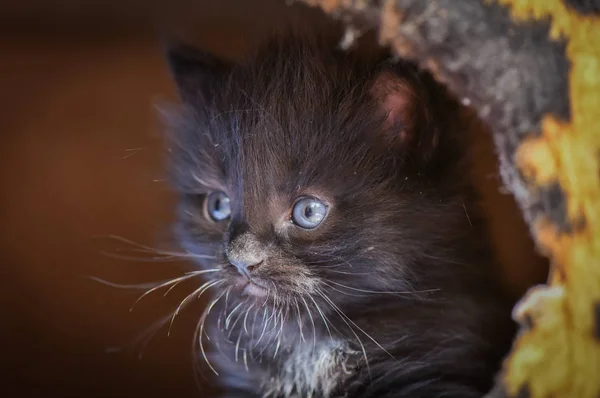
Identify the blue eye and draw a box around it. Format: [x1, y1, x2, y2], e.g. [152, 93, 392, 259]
[206, 191, 231, 222]
[292, 197, 328, 229]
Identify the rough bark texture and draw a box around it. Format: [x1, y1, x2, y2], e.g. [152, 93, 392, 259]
[299, 0, 600, 397]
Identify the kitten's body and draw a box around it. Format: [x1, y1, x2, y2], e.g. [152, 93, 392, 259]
[165, 35, 515, 398]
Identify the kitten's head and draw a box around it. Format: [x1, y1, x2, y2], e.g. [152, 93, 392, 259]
[164, 36, 478, 308]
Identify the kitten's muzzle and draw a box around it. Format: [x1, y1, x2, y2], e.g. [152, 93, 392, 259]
[238, 278, 268, 298]
[226, 232, 266, 276]
[228, 256, 263, 276]
[226, 244, 268, 297]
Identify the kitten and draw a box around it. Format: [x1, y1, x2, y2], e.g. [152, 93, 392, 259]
[163, 34, 515, 398]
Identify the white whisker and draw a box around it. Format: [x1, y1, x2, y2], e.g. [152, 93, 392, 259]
[168, 279, 224, 336]
[300, 296, 317, 351]
[98, 251, 190, 263]
[323, 269, 371, 276]
[317, 290, 370, 376]
[194, 289, 226, 376]
[130, 270, 220, 310]
[321, 281, 368, 298]
[119, 248, 216, 260]
[294, 298, 306, 343]
[318, 290, 395, 360]
[254, 308, 270, 348]
[326, 280, 439, 296]
[87, 276, 176, 290]
[243, 303, 255, 335]
[225, 302, 244, 330]
[273, 334, 281, 359]
[225, 286, 232, 311]
[243, 349, 249, 372]
[251, 307, 259, 341]
[106, 312, 173, 359]
[227, 302, 249, 339]
[462, 200, 473, 227]
[235, 328, 243, 363]
[98, 235, 216, 260]
[191, 172, 211, 187]
[308, 295, 333, 340]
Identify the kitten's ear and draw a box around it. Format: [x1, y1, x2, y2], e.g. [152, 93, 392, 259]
[370, 67, 439, 162]
[164, 41, 229, 103]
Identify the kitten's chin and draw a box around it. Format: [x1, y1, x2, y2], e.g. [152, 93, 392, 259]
[233, 276, 269, 298]
[242, 282, 268, 298]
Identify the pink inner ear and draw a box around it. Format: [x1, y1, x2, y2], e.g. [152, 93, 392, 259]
[382, 92, 411, 142]
[370, 72, 417, 145]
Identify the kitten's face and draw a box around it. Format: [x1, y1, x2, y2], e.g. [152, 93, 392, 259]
[166, 39, 466, 309]
[174, 111, 408, 304]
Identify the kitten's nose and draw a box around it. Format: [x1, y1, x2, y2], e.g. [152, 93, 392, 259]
[227, 255, 263, 275]
[226, 232, 265, 276]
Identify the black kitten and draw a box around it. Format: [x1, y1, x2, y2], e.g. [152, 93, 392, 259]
[164, 34, 515, 398]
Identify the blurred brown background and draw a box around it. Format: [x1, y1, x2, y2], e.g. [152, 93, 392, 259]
[0, 1, 547, 397]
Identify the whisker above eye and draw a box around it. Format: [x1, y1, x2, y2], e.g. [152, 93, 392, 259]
[207, 107, 257, 127]
[191, 171, 212, 187]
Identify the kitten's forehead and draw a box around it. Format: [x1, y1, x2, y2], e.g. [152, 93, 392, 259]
[206, 93, 379, 187]
[182, 40, 395, 221]
[212, 114, 368, 200]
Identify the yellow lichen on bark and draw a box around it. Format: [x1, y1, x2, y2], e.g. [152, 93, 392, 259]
[495, 0, 600, 397]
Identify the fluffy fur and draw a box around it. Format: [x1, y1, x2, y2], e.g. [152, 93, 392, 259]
[163, 34, 515, 398]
